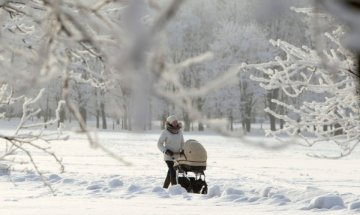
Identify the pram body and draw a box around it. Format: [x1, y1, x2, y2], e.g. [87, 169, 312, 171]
[173, 139, 208, 194]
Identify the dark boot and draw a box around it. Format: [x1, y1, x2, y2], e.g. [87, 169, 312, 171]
[170, 175, 177, 185]
[164, 160, 177, 187]
[163, 174, 170, 188]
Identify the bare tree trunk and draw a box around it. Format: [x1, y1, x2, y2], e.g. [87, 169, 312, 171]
[229, 112, 234, 131]
[101, 102, 107, 129]
[267, 89, 279, 131]
[242, 120, 248, 132]
[245, 112, 251, 132]
[148, 98, 152, 130]
[245, 99, 253, 133]
[197, 98, 205, 131]
[239, 80, 256, 133]
[148, 121, 152, 130]
[161, 111, 167, 130]
[58, 108, 65, 127]
[123, 116, 127, 130]
[323, 124, 328, 132]
[183, 112, 190, 131]
[79, 106, 87, 128]
[245, 121, 251, 132]
[68, 109, 72, 123]
[279, 106, 285, 129]
[96, 109, 100, 129]
[44, 96, 49, 128]
[128, 117, 132, 131]
[198, 122, 204, 131]
[123, 103, 129, 130]
[269, 114, 276, 131]
[95, 89, 100, 129]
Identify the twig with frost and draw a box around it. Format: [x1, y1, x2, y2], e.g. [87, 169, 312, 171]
[0, 87, 66, 194]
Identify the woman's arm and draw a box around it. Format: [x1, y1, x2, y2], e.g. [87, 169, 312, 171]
[157, 130, 167, 153]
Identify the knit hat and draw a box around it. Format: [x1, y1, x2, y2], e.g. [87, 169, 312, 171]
[166, 115, 181, 134]
[166, 115, 178, 124]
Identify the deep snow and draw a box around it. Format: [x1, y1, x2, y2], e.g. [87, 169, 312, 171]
[1, 123, 360, 214]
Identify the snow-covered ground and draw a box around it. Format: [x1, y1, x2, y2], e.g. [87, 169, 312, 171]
[1, 123, 360, 215]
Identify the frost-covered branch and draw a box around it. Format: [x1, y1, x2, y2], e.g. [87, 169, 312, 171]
[0, 86, 66, 194]
[252, 25, 360, 158]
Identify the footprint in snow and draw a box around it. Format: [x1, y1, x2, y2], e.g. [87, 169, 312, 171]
[48, 174, 62, 182]
[127, 184, 141, 193]
[87, 181, 105, 191]
[301, 194, 345, 210]
[168, 185, 187, 196]
[152, 186, 170, 198]
[87, 184, 103, 191]
[220, 188, 245, 202]
[13, 177, 26, 183]
[62, 178, 76, 184]
[108, 179, 123, 188]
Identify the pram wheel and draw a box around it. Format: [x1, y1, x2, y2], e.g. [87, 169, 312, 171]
[200, 185, 208, 194]
[176, 169, 208, 194]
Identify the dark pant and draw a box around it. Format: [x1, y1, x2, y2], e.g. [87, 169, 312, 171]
[163, 161, 177, 188]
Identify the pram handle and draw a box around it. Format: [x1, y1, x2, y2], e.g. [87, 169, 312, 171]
[170, 150, 186, 161]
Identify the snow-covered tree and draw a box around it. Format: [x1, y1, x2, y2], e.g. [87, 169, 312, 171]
[163, 1, 218, 131]
[209, 21, 276, 132]
[251, 24, 359, 157]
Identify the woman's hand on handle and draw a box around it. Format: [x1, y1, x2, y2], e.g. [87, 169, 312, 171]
[165, 149, 174, 156]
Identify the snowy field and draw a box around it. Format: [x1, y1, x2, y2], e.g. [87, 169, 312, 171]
[1, 123, 360, 215]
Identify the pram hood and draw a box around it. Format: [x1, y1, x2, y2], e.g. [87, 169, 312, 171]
[176, 139, 207, 169]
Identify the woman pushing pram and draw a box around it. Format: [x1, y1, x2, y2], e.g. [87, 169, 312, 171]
[158, 115, 208, 194]
[157, 115, 184, 188]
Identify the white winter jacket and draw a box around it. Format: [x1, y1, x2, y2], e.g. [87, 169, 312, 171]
[157, 129, 184, 161]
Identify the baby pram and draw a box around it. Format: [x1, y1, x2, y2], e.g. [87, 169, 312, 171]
[173, 139, 208, 194]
